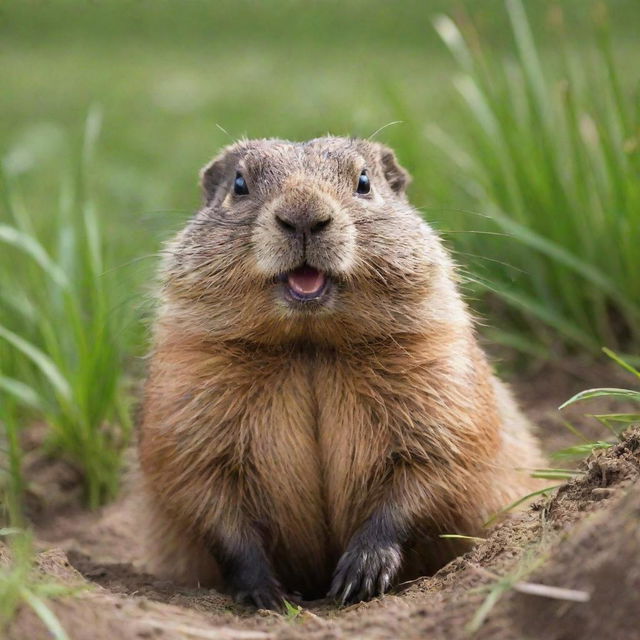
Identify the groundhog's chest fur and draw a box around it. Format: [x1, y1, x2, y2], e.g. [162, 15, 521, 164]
[139, 334, 513, 597]
[138, 135, 544, 606]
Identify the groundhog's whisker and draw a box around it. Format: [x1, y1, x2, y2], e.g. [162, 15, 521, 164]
[100, 253, 164, 275]
[438, 229, 512, 238]
[447, 249, 524, 274]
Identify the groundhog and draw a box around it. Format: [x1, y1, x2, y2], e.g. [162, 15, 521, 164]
[138, 136, 544, 609]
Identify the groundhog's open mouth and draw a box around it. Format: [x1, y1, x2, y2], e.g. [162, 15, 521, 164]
[283, 265, 329, 301]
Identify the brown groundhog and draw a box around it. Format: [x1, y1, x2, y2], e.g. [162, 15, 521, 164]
[138, 136, 544, 609]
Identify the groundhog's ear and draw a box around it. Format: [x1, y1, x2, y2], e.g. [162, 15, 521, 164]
[376, 144, 411, 195]
[199, 151, 233, 205]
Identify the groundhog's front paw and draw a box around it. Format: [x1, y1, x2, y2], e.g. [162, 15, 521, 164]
[328, 541, 402, 604]
[232, 578, 285, 611]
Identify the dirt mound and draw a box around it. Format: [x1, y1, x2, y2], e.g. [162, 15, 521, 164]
[6, 428, 640, 640]
[512, 486, 640, 640]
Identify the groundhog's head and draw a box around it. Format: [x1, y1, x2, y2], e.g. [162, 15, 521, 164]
[162, 137, 460, 345]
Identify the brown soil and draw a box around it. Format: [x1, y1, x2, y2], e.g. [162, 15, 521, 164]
[5, 365, 640, 640]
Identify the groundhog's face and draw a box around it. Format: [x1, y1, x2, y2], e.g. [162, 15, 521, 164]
[164, 137, 452, 344]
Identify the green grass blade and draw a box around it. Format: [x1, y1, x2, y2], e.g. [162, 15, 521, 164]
[506, 0, 548, 125]
[20, 589, 70, 640]
[602, 348, 640, 380]
[588, 413, 640, 424]
[551, 442, 612, 460]
[559, 388, 640, 410]
[488, 212, 634, 312]
[0, 325, 71, 401]
[0, 376, 44, 410]
[432, 14, 474, 73]
[484, 485, 562, 527]
[529, 471, 579, 480]
[439, 534, 486, 543]
[482, 328, 550, 360]
[466, 581, 509, 633]
[469, 275, 598, 350]
[0, 224, 68, 289]
[559, 419, 590, 443]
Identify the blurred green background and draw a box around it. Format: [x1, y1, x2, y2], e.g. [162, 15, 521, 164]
[2, 0, 638, 239]
[1, 1, 639, 507]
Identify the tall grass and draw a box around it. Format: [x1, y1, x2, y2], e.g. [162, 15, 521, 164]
[431, 0, 640, 357]
[0, 109, 134, 508]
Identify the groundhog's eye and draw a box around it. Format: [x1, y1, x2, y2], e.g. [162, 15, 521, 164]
[356, 170, 370, 195]
[233, 172, 249, 196]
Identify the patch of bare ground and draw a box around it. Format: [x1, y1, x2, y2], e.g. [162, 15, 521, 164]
[6, 362, 639, 639]
[5, 420, 640, 640]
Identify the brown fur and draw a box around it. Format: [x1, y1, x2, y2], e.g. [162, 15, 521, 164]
[138, 137, 544, 604]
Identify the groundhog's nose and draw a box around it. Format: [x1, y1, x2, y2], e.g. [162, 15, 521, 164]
[275, 211, 332, 236]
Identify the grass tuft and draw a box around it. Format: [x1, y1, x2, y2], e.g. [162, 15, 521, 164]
[432, 0, 640, 356]
[484, 485, 562, 528]
[558, 350, 640, 440]
[0, 530, 73, 639]
[0, 111, 135, 508]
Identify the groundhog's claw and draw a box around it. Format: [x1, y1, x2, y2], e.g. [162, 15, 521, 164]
[328, 542, 402, 605]
[233, 584, 285, 611]
[378, 570, 393, 595]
